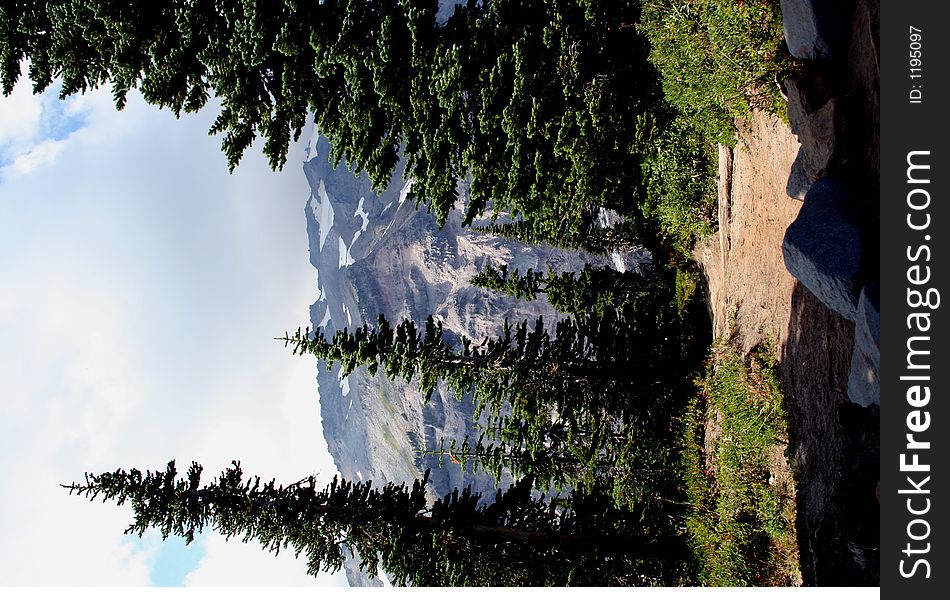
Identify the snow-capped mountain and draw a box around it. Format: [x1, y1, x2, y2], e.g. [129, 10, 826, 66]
[300, 126, 645, 585]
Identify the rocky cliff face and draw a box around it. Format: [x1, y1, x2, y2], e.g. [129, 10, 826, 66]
[301, 129, 645, 585]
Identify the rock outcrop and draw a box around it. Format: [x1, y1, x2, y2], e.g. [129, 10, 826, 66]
[847, 281, 880, 407]
[786, 149, 812, 200]
[784, 69, 837, 187]
[780, 0, 881, 413]
[780, 0, 850, 61]
[776, 0, 881, 585]
[782, 177, 864, 321]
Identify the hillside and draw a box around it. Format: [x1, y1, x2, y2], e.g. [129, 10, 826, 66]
[694, 0, 880, 585]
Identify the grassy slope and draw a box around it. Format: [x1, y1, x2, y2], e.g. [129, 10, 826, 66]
[681, 343, 800, 585]
[635, 1, 800, 584]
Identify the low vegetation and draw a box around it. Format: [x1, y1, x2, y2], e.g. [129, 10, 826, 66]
[641, 114, 718, 257]
[637, 0, 791, 257]
[640, 0, 791, 146]
[681, 343, 800, 585]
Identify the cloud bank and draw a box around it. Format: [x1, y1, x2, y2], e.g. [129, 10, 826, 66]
[0, 77, 345, 586]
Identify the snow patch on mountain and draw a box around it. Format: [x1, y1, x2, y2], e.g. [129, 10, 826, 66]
[612, 252, 627, 272]
[341, 304, 352, 327]
[316, 180, 335, 250]
[318, 306, 331, 328]
[338, 238, 355, 268]
[397, 180, 413, 207]
[354, 197, 370, 233]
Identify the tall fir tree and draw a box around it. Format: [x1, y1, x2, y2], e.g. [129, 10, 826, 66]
[470, 262, 654, 317]
[279, 306, 684, 501]
[280, 311, 653, 440]
[63, 459, 688, 585]
[2, 0, 660, 237]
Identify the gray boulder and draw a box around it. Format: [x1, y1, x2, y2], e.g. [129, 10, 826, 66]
[783, 178, 863, 320]
[799, 97, 836, 178]
[785, 73, 837, 181]
[848, 282, 880, 406]
[780, 0, 849, 61]
[786, 148, 812, 200]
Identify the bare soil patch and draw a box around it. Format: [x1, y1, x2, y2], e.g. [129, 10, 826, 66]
[696, 112, 802, 353]
[695, 111, 804, 585]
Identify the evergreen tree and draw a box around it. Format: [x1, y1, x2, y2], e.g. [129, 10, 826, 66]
[279, 307, 682, 501]
[421, 431, 632, 491]
[280, 312, 649, 438]
[63, 459, 686, 585]
[473, 217, 648, 255]
[471, 263, 653, 317]
[420, 430, 681, 518]
[1, 0, 326, 170]
[2, 0, 660, 236]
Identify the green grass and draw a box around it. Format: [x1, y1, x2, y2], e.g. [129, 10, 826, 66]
[674, 265, 704, 317]
[641, 114, 718, 257]
[640, 0, 790, 146]
[681, 342, 800, 585]
[636, 0, 791, 257]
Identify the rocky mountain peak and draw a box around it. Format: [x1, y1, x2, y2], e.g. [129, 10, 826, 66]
[301, 128, 645, 585]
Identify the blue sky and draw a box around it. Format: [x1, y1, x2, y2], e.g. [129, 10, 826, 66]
[0, 73, 347, 586]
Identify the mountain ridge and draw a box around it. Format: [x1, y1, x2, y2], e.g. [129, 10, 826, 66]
[301, 128, 646, 585]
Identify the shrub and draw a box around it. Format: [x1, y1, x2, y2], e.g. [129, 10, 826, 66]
[681, 343, 800, 585]
[641, 113, 717, 254]
[640, 0, 789, 145]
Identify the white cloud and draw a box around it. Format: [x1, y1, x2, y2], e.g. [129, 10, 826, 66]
[0, 77, 44, 149]
[184, 532, 349, 587]
[2, 137, 67, 177]
[0, 265, 156, 584]
[0, 474, 154, 585]
[0, 84, 344, 586]
[0, 68, 91, 176]
[0, 270, 145, 462]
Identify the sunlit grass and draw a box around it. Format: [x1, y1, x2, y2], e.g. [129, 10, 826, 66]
[681, 342, 800, 585]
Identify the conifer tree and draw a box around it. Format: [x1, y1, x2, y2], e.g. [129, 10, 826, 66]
[420, 431, 680, 517]
[63, 459, 686, 585]
[2, 0, 660, 236]
[421, 432, 627, 491]
[279, 307, 681, 498]
[470, 263, 653, 317]
[280, 312, 647, 439]
[473, 218, 646, 255]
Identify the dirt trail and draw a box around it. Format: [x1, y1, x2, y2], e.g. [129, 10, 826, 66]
[696, 112, 802, 353]
[695, 108, 879, 585]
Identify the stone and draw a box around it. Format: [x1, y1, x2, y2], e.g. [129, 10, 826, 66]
[785, 73, 837, 180]
[780, 0, 849, 61]
[848, 282, 880, 406]
[800, 98, 836, 178]
[784, 71, 832, 134]
[786, 148, 812, 200]
[783, 178, 863, 321]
